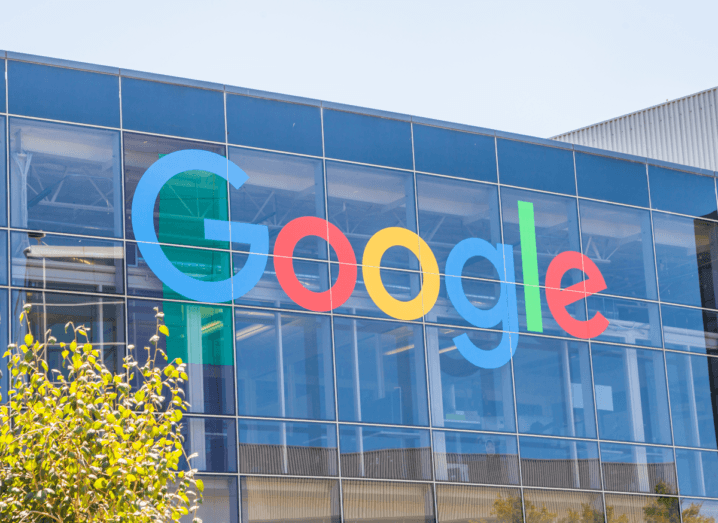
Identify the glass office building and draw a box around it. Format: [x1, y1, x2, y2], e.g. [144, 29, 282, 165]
[2, 51, 718, 523]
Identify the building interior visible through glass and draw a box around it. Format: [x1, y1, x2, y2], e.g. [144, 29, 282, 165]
[2, 55, 718, 522]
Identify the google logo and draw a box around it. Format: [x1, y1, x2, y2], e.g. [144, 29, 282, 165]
[132, 150, 610, 369]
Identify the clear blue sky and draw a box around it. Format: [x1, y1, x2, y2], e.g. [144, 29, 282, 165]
[2, 0, 716, 138]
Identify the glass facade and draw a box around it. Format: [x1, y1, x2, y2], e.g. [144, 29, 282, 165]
[3, 53, 718, 523]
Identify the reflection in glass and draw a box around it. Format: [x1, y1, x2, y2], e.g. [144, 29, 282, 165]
[181, 416, 237, 473]
[435, 484, 521, 523]
[513, 336, 596, 438]
[427, 275, 502, 329]
[417, 174, 501, 277]
[579, 200, 658, 300]
[591, 344, 672, 444]
[665, 352, 718, 449]
[650, 165, 718, 218]
[433, 431, 519, 485]
[601, 442, 677, 494]
[239, 419, 338, 476]
[10, 118, 121, 237]
[426, 326, 515, 432]
[575, 152, 649, 207]
[340, 425, 431, 480]
[519, 436, 600, 489]
[676, 448, 718, 498]
[497, 139, 575, 195]
[229, 147, 326, 259]
[0, 289, 10, 401]
[523, 489, 604, 523]
[334, 317, 428, 426]
[662, 304, 718, 355]
[587, 296, 662, 348]
[180, 476, 238, 523]
[241, 477, 340, 523]
[235, 309, 335, 420]
[604, 493, 681, 523]
[127, 299, 235, 415]
[12, 290, 124, 374]
[326, 161, 418, 270]
[12, 231, 122, 293]
[342, 480, 434, 523]
[513, 283, 587, 338]
[680, 498, 718, 523]
[0, 116, 6, 226]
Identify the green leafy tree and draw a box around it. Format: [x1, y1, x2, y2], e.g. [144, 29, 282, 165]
[643, 481, 715, 523]
[0, 304, 204, 522]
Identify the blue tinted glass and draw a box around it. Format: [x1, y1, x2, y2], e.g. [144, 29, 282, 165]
[0, 61, 4, 112]
[339, 425, 432, 480]
[12, 232, 121, 293]
[575, 152, 648, 207]
[426, 326, 515, 432]
[601, 442, 676, 494]
[427, 275, 503, 329]
[235, 309, 334, 420]
[501, 187, 581, 287]
[662, 304, 718, 354]
[334, 317, 428, 426]
[229, 147, 327, 259]
[432, 431, 519, 485]
[587, 296, 662, 348]
[665, 352, 718, 449]
[0, 289, 9, 401]
[591, 343, 672, 444]
[10, 118, 120, 237]
[0, 117, 4, 227]
[513, 283, 587, 339]
[654, 214, 718, 308]
[413, 125, 497, 182]
[181, 417, 237, 472]
[497, 139, 575, 195]
[8, 61, 119, 127]
[323, 110, 413, 169]
[121, 78, 224, 142]
[417, 174, 501, 278]
[519, 436, 601, 489]
[677, 449, 718, 498]
[0, 231, 7, 286]
[681, 499, 718, 522]
[239, 420, 338, 476]
[650, 166, 718, 218]
[513, 336, 596, 438]
[226, 95, 322, 156]
[191, 476, 239, 523]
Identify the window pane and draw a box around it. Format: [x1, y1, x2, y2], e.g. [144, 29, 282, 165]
[126, 242, 232, 303]
[587, 295, 662, 348]
[180, 476, 238, 523]
[426, 325, 515, 432]
[226, 95, 322, 156]
[579, 200, 658, 300]
[0, 116, 5, 226]
[413, 125, 497, 182]
[497, 139, 575, 195]
[228, 147, 326, 259]
[605, 494, 679, 523]
[323, 110, 413, 170]
[342, 480, 434, 523]
[427, 276, 503, 329]
[523, 490, 604, 523]
[8, 61, 119, 127]
[519, 436, 600, 489]
[12, 290, 124, 374]
[653, 213, 717, 308]
[240, 477, 340, 523]
[123, 132, 226, 245]
[12, 231, 122, 293]
[417, 174, 501, 278]
[662, 304, 718, 354]
[591, 343, 672, 444]
[676, 448, 718, 498]
[181, 416, 237, 472]
[681, 498, 718, 522]
[326, 161, 418, 270]
[239, 419, 338, 476]
[334, 317, 428, 426]
[501, 187, 581, 287]
[340, 425, 432, 480]
[650, 165, 718, 218]
[235, 309, 335, 420]
[0, 289, 10, 400]
[0, 62, 5, 112]
[665, 352, 718, 449]
[601, 442, 677, 494]
[121, 77, 224, 142]
[127, 299, 235, 415]
[436, 484, 522, 523]
[433, 430, 519, 485]
[575, 152, 649, 207]
[513, 283, 588, 339]
[10, 118, 120, 237]
[513, 336, 596, 438]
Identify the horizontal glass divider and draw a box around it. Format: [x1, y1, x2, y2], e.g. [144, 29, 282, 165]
[6, 113, 121, 132]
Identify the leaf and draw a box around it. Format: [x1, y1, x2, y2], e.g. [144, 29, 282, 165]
[24, 334, 33, 346]
[159, 325, 170, 337]
[196, 479, 204, 492]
